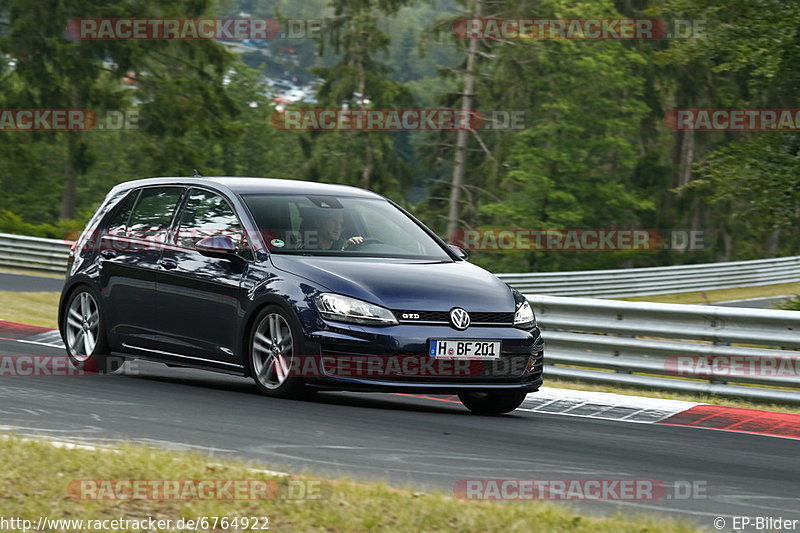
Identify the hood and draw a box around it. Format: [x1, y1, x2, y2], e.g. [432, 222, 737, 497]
[269, 255, 515, 312]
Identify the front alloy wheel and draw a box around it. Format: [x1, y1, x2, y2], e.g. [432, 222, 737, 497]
[250, 306, 310, 399]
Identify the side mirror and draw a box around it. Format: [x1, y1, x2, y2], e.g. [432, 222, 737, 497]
[448, 244, 469, 260]
[195, 235, 241, 260]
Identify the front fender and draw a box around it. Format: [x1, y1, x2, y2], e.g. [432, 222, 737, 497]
[236, 269, 326, 370]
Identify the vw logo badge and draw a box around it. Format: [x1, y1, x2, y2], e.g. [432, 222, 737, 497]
[449, 307, 470, 330]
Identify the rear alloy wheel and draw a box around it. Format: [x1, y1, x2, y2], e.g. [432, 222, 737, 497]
[249, 306, 311, 399]
[458, 390, 527, 415]
[63, 287, 117, 373]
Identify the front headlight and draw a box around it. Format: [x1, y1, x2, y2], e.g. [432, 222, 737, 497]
[314, 293, 398, 326]
[511, 289, 536, 329]
[514, 300, 535, 328]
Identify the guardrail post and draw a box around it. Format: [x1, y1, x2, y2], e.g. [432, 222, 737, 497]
[709, 339, 729, 385]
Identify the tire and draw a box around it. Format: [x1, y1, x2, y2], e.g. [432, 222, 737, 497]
[61, 286, 121, 374]
[248, 305, 313, 399]
[458, 390, 527, 415]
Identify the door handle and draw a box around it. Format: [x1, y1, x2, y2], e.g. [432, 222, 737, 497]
[159, 258, 178, 270]
[99, 249, 118, 259]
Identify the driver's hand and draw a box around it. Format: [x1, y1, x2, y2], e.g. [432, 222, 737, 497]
[346, 236, 365, 246]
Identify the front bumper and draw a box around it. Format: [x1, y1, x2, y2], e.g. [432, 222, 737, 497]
[300, 321, 545, 393]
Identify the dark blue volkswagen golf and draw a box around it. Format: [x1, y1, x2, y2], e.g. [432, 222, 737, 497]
[59, 177, 544, 414]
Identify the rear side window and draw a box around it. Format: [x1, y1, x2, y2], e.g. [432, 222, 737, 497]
[105, 190, 140, 236]
[127, 187, 184, 241]
[176, 188, 244, 249]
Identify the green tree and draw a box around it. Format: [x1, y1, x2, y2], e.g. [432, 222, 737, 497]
[658, 0, 800, 257]
[0, 0, 238, 220]
[302, 0, 415, 196]
[422, 0, 655, 272]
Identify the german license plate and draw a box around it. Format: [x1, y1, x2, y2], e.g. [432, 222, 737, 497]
[429, 339, 501, 360]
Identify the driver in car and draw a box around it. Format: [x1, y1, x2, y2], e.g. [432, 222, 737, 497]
[305, 210, 364, 250]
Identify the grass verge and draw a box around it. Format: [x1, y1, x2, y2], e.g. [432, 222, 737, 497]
[619, 281, 800, 305]
[0, 435, 701, 533]
[0, 291, 60, 328]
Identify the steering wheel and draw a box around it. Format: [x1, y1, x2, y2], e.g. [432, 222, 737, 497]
[357, 237, 383, 246]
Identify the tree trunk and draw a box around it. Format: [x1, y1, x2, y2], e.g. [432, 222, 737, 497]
[677, 127, 694, 189]
[719, 224, 732, 262]
[446, 0, 481, 240]
[60, 81, 83, 220]
[359, 70, 373, 189]
[60, 134, 79, 220]
[357, 42, 372, 190]
[361, 143, 373, 190]
[764, 229, 780, 257]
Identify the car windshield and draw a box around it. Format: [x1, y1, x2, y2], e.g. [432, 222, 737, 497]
[242, 194, 452, 260]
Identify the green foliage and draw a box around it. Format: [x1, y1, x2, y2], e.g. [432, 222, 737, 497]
[0, 0, 798, 272]
[0, 210, 88, 239]
[0, 0, 241, 218]
[689, 133, 800, 230]
[657, 0, 800, 256]
[776, 296, 800, 312]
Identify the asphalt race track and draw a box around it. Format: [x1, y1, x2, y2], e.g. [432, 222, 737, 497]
[0, 272, 64, 292]
[0, 337, 797, 527]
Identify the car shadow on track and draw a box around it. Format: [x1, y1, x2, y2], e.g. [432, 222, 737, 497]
[309, 392, 466, 415]
[117, 361, 469, 415]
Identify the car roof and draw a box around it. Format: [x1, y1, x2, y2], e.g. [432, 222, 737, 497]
[111, 176, 384, 199]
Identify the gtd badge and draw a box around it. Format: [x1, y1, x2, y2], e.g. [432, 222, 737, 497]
[449, 308, 470, 330]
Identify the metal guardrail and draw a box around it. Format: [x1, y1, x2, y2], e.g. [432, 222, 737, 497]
[3, 232, 799, 298]
[499, 256, 800, 298]
[0, 233, 72, 273]
[531, 295, 800, 403]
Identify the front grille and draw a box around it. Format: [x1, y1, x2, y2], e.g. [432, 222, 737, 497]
[471, 312, 514, 324]
[393, 310, 514, 326]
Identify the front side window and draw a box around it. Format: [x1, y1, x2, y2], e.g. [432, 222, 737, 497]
[176, 188, 244, 249]
[242, 194, 451, 260]
[127, 187, 184, 241]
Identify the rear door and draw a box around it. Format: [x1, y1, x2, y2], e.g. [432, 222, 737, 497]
[98, 186, 185, 350]
[154, 187, 249, 366]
